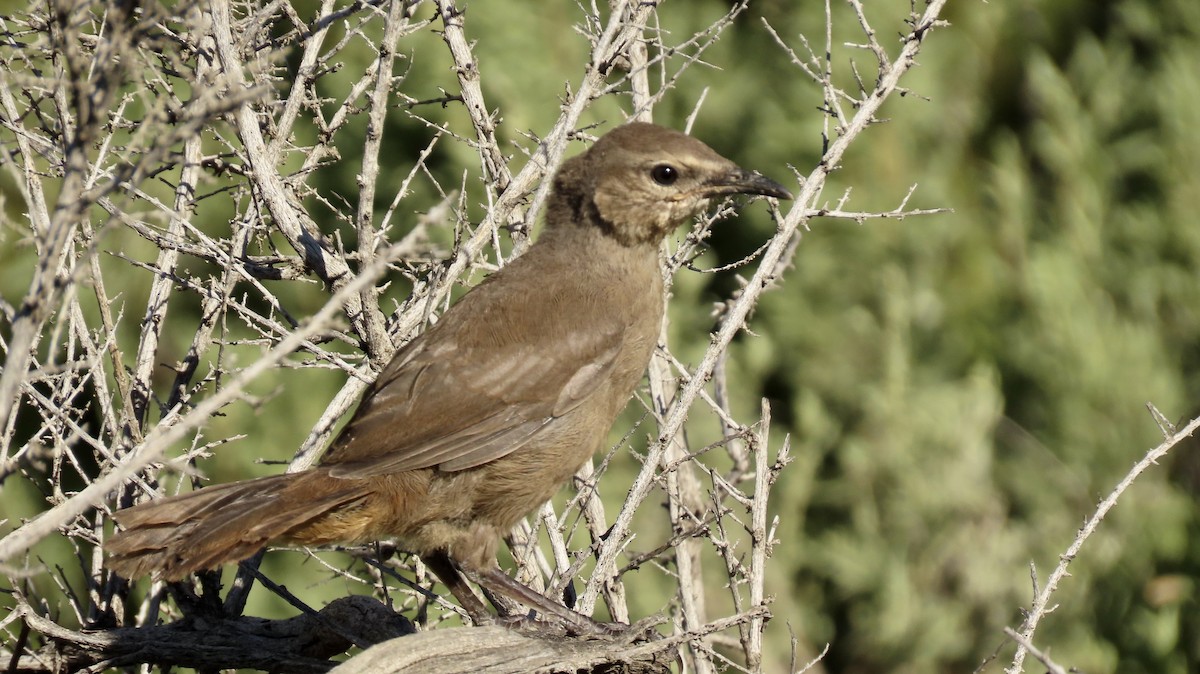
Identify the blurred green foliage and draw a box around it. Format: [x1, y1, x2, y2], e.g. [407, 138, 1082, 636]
[723, 0, 1200, 671]
[3, 0, 1200, 671]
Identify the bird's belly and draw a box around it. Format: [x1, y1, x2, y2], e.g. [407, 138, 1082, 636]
[464, 405, 610, 529]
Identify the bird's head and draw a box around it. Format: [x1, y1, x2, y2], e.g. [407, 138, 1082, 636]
[549, 122, 792, 247]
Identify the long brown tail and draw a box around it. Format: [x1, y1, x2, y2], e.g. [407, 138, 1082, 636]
[105, 471, 369, 580]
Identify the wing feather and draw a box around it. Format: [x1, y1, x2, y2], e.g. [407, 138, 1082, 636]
[320, 269, 630, 476]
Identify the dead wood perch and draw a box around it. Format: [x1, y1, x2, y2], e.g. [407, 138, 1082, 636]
[331, 625, 675, 674]
[7, 596, 674, 673]
[5, 595, 411, 673]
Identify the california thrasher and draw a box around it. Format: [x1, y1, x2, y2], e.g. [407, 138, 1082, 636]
[106, 122, 791, 635]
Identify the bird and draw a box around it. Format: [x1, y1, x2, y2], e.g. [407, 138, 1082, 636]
[105, 121, 791, 635]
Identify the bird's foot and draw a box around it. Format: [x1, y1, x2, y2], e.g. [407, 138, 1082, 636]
[496, 612, 569, 638]
[562, 615, 631, 640]
[493, 610, 626, 639]
[498, 610, 660, 641]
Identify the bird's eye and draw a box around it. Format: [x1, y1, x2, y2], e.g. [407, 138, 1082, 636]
[650, 164, 679, 186]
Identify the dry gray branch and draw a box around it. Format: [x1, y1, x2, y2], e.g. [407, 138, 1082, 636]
[1004, 410, 1200, 673]
[331, 625, 673, 674]
[330, 610, 767, 674]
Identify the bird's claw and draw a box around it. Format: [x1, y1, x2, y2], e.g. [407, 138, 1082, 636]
[496, 613, 569, 638]
[495, 611, 636, 640]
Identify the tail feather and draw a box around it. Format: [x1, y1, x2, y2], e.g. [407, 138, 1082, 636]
[106, 472, 369, 580]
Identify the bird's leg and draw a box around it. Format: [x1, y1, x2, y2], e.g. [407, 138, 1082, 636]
[466, 565, 628, 638]
[422, 551, 495, 627]
[475, 578, 526, 619]
[415, 534, 626, 637]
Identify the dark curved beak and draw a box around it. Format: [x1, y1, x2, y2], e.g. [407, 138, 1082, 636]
[706, 167, 793, 200]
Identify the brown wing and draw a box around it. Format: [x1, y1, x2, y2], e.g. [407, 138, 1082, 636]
[321, 274, 628, 478]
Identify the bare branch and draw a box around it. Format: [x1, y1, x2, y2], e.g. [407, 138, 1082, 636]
[1005, 410, 1200, 673]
